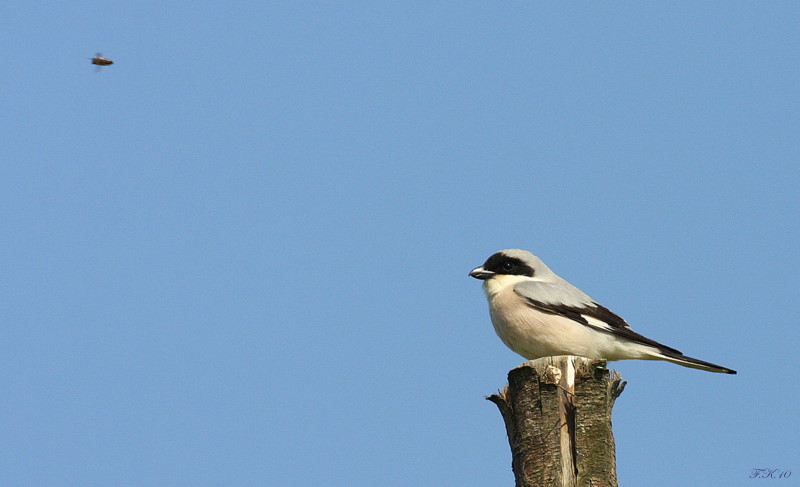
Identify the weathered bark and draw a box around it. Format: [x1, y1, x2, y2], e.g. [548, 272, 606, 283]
[486, 356, 626, 487]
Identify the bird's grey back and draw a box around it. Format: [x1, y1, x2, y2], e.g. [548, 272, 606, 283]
[500, 249, 596, 308]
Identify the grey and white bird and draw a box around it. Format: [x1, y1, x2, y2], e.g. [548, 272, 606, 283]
[469, 249, 736, 374]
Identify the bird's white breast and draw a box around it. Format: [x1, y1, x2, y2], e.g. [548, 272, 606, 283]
[482, 276, 633, 360]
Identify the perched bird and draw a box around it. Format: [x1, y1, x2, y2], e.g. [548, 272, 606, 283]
[469, 249, 736, 374]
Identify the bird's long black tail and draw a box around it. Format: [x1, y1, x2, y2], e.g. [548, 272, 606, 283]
[656, 350, 737, 374]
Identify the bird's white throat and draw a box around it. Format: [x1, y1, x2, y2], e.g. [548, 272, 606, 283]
[482, 274, 530, 299]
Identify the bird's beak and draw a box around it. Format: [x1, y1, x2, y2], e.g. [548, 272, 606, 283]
[469, 266, 495, 280]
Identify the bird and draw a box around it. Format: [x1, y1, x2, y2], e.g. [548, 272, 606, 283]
[469, 249, 736, 374]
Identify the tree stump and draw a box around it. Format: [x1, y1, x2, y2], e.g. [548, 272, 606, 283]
[486, 356, 626, 487]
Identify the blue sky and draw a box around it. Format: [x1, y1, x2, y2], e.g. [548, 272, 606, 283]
[2, 2, 798, 485]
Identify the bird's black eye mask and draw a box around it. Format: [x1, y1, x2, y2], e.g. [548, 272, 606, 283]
[483, 254, 535, 277]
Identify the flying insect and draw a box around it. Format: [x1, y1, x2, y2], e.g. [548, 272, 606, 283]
[90, 53, 114, 67]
